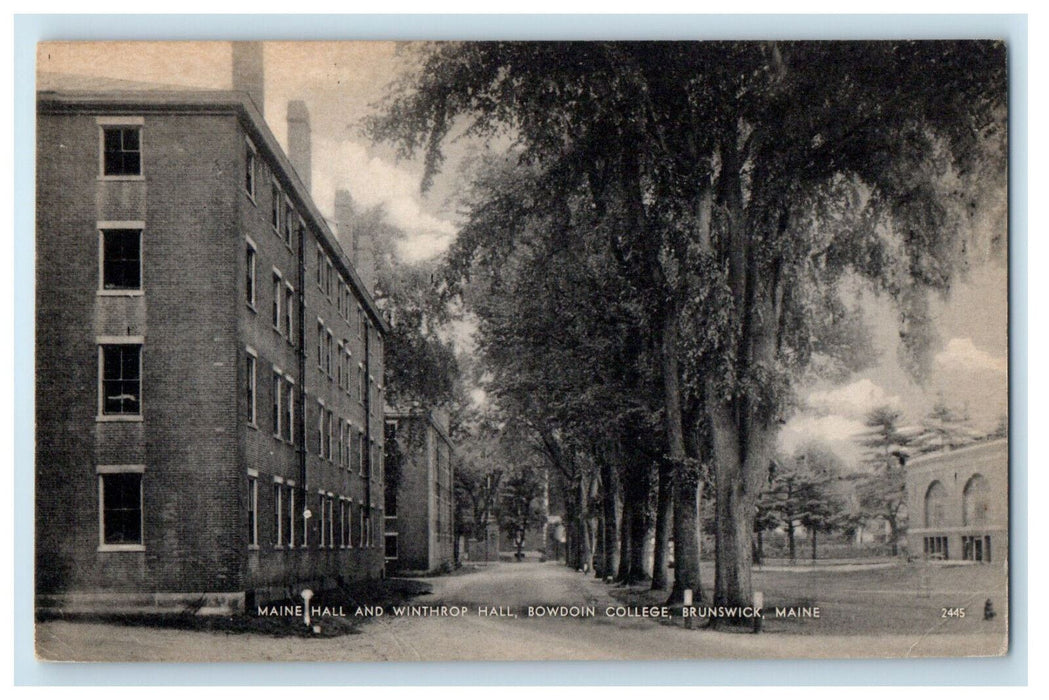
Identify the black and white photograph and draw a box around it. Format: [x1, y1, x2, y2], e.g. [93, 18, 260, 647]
[32, 37, 1011, 663]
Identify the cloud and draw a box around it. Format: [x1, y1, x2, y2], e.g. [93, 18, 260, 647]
[806, 378, 900, 419]
[779, 415, 867, 468]
[935, 337, 1007, 375]
[310, 137, 458, 262]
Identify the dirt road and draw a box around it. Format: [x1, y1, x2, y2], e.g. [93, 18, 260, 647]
[36, 561, 1005, 662]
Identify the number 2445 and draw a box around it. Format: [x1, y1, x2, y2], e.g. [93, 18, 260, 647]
[941, 607, 966, 618]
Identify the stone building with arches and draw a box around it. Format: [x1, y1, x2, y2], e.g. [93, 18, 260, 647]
[905, 439, 1007, 563]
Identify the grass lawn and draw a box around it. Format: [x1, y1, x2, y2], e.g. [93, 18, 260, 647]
[609, 560, 1009, 637]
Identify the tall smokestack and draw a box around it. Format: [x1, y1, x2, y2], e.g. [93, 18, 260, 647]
[287, 100, 312, 193]
[231, 42, 265, 116]
[334, 189, 357, 265]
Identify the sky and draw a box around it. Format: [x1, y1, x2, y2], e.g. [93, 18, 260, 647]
[37, 41, 1010, 466]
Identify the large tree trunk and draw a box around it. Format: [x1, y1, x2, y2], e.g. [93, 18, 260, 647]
[651, 458, 673, 590]
[601, 453, 621, 580]
[668, 466, 703, 604]
[617, 495, 634, 581]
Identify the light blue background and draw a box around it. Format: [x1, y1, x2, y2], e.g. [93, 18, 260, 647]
[13, 13, 1028, 686]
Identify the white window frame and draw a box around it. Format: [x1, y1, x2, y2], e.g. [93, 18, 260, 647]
[273, 476, 285, 548]
[318, 490, 328, 548]
[287, 483, 297, 548]
[244, 137, 257, 202]
[283, 374, 295, 444]
[97, 336, 145, 422]
[245, 236, 258, 311]
[272, 268, 283, 333]
[245, 346, 258, 428]
[271, 181, 283, 235]
[247, 472, 259, 549]
[317, 399, 326, 459]
[97, 464, 146, 552]
[97, 221, 145, 296]
[97, 116, 145, 181]
[272, 366, 283, 439]
[284, 282, 295, 342]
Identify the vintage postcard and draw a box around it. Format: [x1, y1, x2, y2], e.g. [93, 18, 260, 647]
[34, 39, 1010, 662]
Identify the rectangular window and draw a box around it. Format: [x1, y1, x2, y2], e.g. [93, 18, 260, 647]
[327, 497, 335, 549]
[246, 242, 257, 308]
[338, 420, 345, 467]
[273, 481, 284, 546]
[358, 428, 366, 477]
[271, 183, 283, 233]
[245, 140, 257, 198]
[247, 476, 259, 548]
[102, 126, 141, 176]
[317, 401, 326, 458]
[283, 200, 295, 245]
[318, 494, 328, 548]
[272, 370, 282, 438]
[272, 270, 283, 331]
[100, 344, 142, 416]
[284, 284, 294, 340]
[326, 410, 334, 461]
[316, 246, 323, 289]
[385, 533, 398, 560]
[100, 228, 142, 291]
[100, 471, 143, 546]
[326, 259, 334, 300]
[337, 341, 344, 388]
[287, 486, 296, 548]
[358, 365, 365, 404]
[283, 377, 294, 443]
[360, 509, 366, 549]
[325, 331, 333, 377]
[245, 349, 257, 426]
[317, 320, 325, 370]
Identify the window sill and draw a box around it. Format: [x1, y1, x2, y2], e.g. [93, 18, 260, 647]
[98, 544, 145, 552]
[98, 175, 145, 182]
[247, 303, 258, 314]
[248, 544, 260, 551]
[245, 191, 257, 205]
[97, 414, 143, 423]
[247, 422, 258, 431]
[98, 289, 144, 297]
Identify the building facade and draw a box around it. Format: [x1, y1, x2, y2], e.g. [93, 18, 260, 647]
[905, 439, 1008, 563]
[36, 85, 388, 613]
[383, 409, 455, 573]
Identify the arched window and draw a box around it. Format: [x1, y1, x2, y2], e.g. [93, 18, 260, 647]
[925, 481, 949, 528]
[963, 474, 991, 526]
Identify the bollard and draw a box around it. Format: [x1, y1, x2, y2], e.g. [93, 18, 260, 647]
[301, 588, 314, 628]
[683, 588, 693, 630]
[753, 591, 764, 634]
[984, 598, 996, 621]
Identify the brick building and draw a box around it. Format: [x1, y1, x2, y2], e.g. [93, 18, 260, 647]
[383, 409, 455, 573]
[905, 439, 1008, 563]
[35, 57, 388, 613]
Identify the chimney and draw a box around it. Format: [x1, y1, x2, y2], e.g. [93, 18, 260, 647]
[287, 100, 312, 193]
[334, 189, 357, 265]
[231, 42, 265, 116]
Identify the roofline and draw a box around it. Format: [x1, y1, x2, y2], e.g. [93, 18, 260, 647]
[906, 438, 1008, 468]
[384, 407, 452, 445]
[37, 89, 389, 335]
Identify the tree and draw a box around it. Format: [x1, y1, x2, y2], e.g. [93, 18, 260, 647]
[367, 40, 1007, 610]
[855, 405, 912, 555]
[498, 462, 547, 560]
